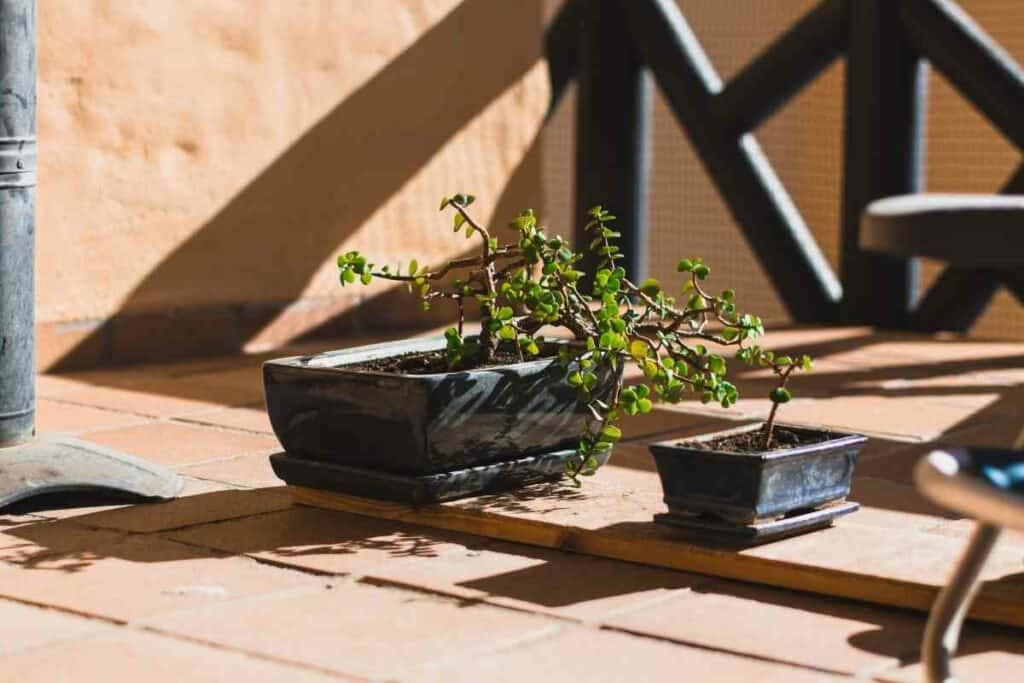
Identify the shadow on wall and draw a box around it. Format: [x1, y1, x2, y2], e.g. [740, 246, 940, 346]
[52, 0, 545, 371]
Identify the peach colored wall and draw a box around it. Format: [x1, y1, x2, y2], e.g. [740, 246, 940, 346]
[37, 0, 547, 368]
[35, 0, 1023, 370]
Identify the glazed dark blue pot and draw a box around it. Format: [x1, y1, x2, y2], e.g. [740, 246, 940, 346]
[649, 423, 866, 524]
[263, 336, 616, 503]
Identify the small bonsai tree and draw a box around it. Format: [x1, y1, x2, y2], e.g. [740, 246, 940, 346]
[337, 194, 812, 482]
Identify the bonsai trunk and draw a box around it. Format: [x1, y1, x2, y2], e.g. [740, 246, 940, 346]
[761, 402, 781, 450]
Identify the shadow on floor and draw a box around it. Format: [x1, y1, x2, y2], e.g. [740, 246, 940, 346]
[4, 482, 1023, 672]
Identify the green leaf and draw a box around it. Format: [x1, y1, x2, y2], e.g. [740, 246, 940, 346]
[408, 260, 418, 276]
[439, 197, 449, 211]
[453, 213, 465, 232]
[599, 425, 622, 443]
[693, 264, 710, 280]
[708, 355, 726, 375]
[360, 272, 372, 285]
[639, 278, 661, 296]
[676, 258, 694, 273]
[770, 387, 792, 404]
[637, 398, 653, 414]
[629, 339, 649, 361]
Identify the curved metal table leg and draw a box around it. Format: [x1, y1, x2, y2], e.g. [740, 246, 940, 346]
[922, 522, 1001, 683]
[0, 435, 183, 509]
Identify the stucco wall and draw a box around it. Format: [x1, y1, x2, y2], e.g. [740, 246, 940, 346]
[34, 0, 1023, 370]
[37, 0, 548, 368]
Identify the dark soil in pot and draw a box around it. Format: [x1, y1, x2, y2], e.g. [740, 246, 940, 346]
[349, 346, 558, 375]
[681, 426, 837, 453]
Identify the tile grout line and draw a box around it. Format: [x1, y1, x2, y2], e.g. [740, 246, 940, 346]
[0, 576, 362, 680]
[600, 622, 854, 678]
[2, 510, 920, 680]
[158, 530, 880, 679]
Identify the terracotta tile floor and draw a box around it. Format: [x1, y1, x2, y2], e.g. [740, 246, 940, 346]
[6, 326, 1024, 681]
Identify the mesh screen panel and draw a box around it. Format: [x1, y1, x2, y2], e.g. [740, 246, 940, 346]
[543, 0, 1023, 337]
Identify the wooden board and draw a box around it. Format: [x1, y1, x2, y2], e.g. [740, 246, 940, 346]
[291, 463, 1024, 629]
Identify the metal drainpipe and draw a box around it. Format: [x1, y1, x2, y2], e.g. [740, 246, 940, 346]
[0, 0, 37, 447]
[0, 0, 181, 508]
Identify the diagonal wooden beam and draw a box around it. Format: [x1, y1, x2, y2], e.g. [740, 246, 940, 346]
[901, 0, 1024, 150]
[625, 0, 841, 322]
[911, 267, 1003, 332]
[713, 0, 848, 136]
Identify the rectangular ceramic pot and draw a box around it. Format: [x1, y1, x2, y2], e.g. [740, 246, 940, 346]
[263, 336, 616, 501]
[649, 423, 866, 524]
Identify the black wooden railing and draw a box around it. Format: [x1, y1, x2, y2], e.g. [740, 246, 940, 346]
[545, 0, 1024, 330]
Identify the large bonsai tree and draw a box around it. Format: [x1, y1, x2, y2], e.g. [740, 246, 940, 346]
[337, 194, 811, 481]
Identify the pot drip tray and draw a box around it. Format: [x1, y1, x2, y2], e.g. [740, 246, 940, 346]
[269, 449, 577, 506]
[654, 500, 860, 542]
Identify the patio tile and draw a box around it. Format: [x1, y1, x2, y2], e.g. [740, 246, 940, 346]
[454, 541, 709, 621]
[604, 579, 925, 677]
[51, 368, 265, 418]
[3, 628, 347, 682]
[166, 506, 490, 581]
[85, 421, 278, 467]
[849, 477, 957, 529]
[408, 623, 846, 682]
[838, 339, 1024, 373]
[62, 485, 292, 533]
[0, 530, 321, 622]
[181, 404, 274, 434]
[35, 369, 163, 398]
[36, 398, 150, 435]
[692, 392, 1000, 442]
[171, 504, 707, 620]
[142, 581, 560, 680]
[48, 384, 235, 418]
[855, 412, 1024, 488]
[0, 599, 112, 656]
[856, 443, 937, 487]
[128, 367, 266, 411]
[180, 453, 283, 488]
[0, 522, 126, 563]
[877, 621, 1024, 682]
